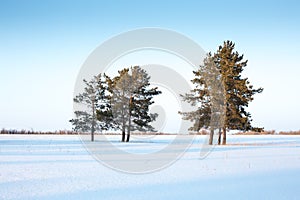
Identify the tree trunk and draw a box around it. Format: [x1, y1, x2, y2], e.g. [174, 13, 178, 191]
[222, 127, 226, 145]
[121, 105, 126, 142]
[126, 118, 131, 142]
[209, 129, 214, 145]
[126, 131, 130, 142]
[91, 129, 94, 142]
[218, 128, 222, 145]
[126, 96, 132, 142]
[122, 130, 125, 142]
[91, 96, 95, 142]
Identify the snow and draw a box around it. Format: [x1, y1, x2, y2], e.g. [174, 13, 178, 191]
[1, 134, 300, 200]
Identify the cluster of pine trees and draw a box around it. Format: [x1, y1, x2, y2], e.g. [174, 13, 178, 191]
[180, 41, 263, 145]
[70, 66, 161, 142]
[70, 41, 263, 145]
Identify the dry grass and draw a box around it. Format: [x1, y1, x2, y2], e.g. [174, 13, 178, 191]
[278, 130, 300, 135]
[0, 129, 168, 135]
[235, 130, 276, 135]
[236, 130, 300, 135]
[0, 129, 78, 135]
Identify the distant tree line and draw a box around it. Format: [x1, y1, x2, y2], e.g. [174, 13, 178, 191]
[3, 129, 300, 135]
[0, 129, 78, 135]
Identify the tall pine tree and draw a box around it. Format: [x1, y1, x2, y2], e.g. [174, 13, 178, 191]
[110, 66, 162, 142]
[217, 41, 263, 144]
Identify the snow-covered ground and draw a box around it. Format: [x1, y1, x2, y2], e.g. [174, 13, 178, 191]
[1, 134, 300, 200]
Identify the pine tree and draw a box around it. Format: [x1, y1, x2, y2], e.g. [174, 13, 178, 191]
[180, 41, 263, 145]
[110, 66, 161, 142]
[70, 74, 113, 141]
[216, 41, 263, 144]
[179, 54, 226, 145]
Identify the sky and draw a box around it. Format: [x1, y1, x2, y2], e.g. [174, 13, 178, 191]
[0, 0, 299, 132]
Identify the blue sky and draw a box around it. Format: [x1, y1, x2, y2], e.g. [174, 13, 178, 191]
[0, 0, 299, 132]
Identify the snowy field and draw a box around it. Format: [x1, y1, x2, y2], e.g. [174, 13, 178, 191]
[1, 134, 300, 200]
